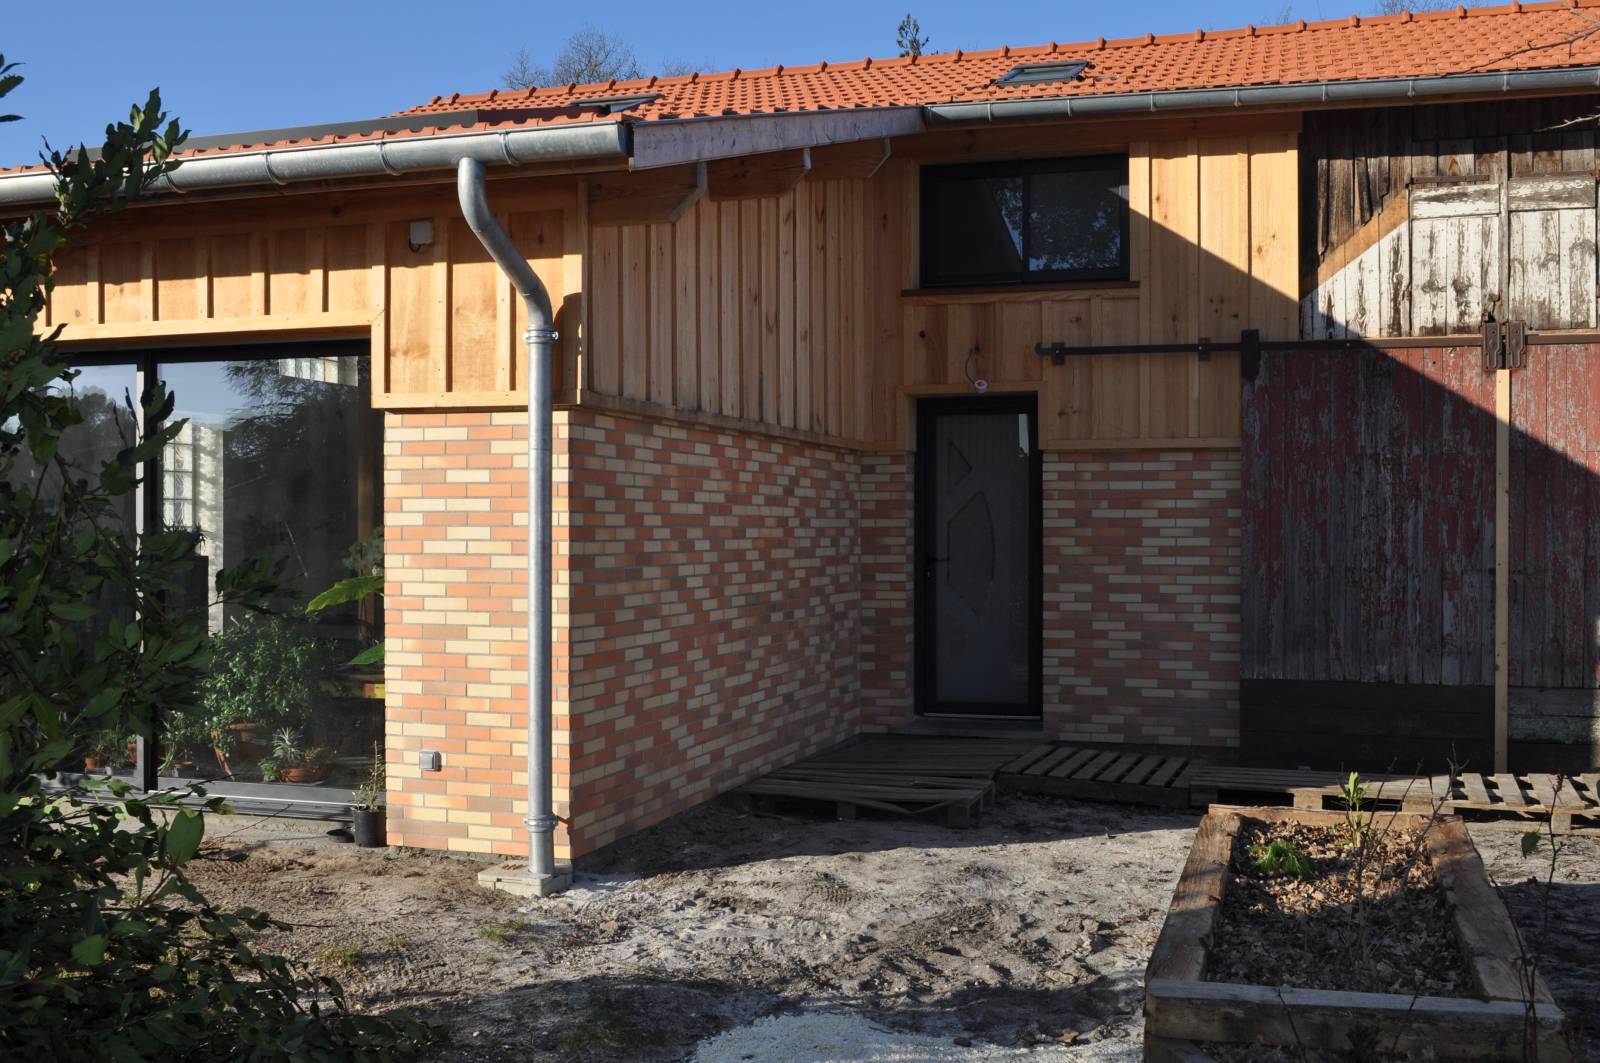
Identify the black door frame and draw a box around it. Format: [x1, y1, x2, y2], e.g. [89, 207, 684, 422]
[913, 395, 1044, 719]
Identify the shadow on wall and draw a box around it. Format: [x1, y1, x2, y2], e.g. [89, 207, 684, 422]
[1238, 329, 1600, 776]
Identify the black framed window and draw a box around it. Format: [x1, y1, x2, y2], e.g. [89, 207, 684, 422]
[920, 155, 1129, 288]
[31, 341, 383, 798]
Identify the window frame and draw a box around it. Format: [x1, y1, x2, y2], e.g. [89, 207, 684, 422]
[60, 338, 376, 797]
[918, 154, 1131, 290]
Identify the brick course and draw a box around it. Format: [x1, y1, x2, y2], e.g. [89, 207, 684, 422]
[382, 410, 562, 857]
[859, 452, 914, 730]
[562, 410, 862, 855]
[385, 412, 1241, 860]
[1041, 449, 1242, 746]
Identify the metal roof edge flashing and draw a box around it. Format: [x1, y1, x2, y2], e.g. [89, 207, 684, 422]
[924, 65, 1600, 123]
[0, 121, 632, 206]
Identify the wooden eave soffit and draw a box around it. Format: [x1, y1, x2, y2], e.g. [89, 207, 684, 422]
[707, 148, 811, 201]
[588, 162, 706, 227]
[586, 136, 894, 224]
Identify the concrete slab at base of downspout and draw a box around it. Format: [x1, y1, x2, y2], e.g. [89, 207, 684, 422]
[476, 861, 571, 898]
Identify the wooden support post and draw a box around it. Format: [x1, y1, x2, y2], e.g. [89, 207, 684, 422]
[1494, 366, 1511, 773]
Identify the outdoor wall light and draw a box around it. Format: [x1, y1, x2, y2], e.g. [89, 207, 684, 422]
[408, 219, 435, 252]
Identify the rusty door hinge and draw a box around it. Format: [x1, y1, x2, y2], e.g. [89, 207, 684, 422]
[1482, 319, 1526, 370]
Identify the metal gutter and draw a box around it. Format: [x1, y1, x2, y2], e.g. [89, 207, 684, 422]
[0, 121, 631, 206]
[925, 65, 1600, 123]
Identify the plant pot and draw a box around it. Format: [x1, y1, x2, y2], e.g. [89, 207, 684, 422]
[211, 723, 267, 777]
[278, 764, 331, 785]
[83, 755, 105, 772]
[352, 808, 386, 848]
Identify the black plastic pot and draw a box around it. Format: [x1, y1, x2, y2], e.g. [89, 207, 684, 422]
[352, 808, 386, 848]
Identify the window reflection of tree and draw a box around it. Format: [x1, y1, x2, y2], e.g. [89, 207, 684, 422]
[1028, 170, 1125, 273]
[212, 357, 381, 647]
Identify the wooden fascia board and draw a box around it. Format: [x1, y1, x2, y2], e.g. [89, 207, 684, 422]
[587, 162, 706, 227]
[628, 107, 925, 171]
[707, 148, 811, 201]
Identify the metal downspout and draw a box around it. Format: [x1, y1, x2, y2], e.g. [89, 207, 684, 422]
[456, 157, 567, 895]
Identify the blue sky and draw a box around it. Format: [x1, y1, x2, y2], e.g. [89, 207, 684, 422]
[3, 0, 1382, 166]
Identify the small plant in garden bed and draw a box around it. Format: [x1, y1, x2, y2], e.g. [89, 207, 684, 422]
[1247, 837, 1314, 880]
[1210, 816, 1470, 998]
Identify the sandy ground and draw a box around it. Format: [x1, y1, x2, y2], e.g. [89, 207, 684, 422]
[183, 796, 1600, 1062]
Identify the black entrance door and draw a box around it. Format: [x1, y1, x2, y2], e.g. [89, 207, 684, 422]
[915, 397, 1041, 719]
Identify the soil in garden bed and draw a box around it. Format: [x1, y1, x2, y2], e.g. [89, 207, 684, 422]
[1205, 816, 1472, 998]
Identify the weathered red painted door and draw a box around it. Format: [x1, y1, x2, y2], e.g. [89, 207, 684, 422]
[1240, 343, 1497, 771]
[1507, 341, 1600, 769]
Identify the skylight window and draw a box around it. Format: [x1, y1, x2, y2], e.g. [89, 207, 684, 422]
[571, 93, 660, 114]
[995, 60, 1091, 86]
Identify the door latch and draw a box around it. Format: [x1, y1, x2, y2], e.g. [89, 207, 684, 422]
[1482, 318, 1526, 371]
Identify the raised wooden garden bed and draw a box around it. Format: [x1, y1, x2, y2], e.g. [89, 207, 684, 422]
[1144, 806, 1569, 1061]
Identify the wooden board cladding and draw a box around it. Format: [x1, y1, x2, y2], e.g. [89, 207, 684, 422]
[586, 177, 877, 442]
[585, 127, 1299, 450]
[1242, 344, 1497, 688]
[1306, 172, 1600, 339]
[897, 132, 1296, 448]
[43, 178, 584, 410]
[1302, 94, 1600, 282]
[1508, 342, 1600, 691]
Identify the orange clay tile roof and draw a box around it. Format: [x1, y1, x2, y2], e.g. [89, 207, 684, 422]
[9, 1, 1600, 175]
[403, 1, 1600, 123]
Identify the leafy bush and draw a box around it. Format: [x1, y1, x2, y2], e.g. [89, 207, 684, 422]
[0, 780, 434, 1059]
[0, 57, 434, 1060]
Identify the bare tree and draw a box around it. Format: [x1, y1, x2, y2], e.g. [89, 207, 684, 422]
[897, 13, 930, 58]
[503, 25, 644, 90]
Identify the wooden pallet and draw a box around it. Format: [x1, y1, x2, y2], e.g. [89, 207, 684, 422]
[1184, 766, 1423, 811]
[1439, 771, 1600, 833]
[1185, 766, 1600, 833]
[736, 736, 1045, 827]
[997, 745, 1196, 807]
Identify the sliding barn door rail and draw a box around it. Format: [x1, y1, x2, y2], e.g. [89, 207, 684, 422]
[1034, 322, 1587, 380]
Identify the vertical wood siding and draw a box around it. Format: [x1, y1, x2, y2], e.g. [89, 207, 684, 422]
[1509, 342, 1600, 690]
[1242, 344, 1496, 685]
[44, 182, 585, 409]
[1303, 98, 1600, 339]
[47, 118, 1299, 446]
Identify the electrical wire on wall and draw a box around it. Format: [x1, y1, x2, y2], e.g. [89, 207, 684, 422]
[964, 345, 989, 394]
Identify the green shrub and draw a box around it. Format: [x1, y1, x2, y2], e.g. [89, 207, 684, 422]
[0, 57, 434, 1060]
[0, 780, 434, 1059]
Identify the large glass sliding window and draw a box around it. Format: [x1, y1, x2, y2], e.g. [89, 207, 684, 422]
[34, 343, 382, 795]
[156, 346, 383, 792]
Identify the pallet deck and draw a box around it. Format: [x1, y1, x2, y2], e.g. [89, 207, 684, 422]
[997, 745, 1196, 807]
[736, 736, 1045, 826]
[740, 736, 1599, 834]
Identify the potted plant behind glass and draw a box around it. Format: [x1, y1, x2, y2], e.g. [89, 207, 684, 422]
[269, 728, 332, 784]
[81, 730, 121, 773]
[352, 743, 386, 847]
[196, 613, 328, 777]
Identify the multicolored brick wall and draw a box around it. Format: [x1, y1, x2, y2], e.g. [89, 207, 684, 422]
[859, 452, 915, 731]
[383, 412, 1242, 860]
[1041, 449, 1242, 746]
[382, 410, 573, 858]
[561, 410, 863, 855]
[853, 447, 1242, 746]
